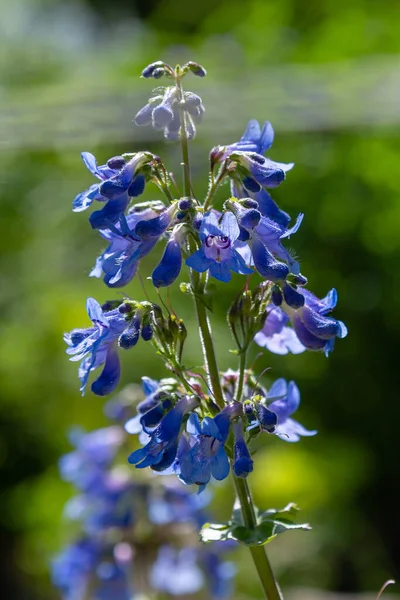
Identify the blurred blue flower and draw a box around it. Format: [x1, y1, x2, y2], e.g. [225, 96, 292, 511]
[186, 211, 252, 282]
[151, 545, 204, 595]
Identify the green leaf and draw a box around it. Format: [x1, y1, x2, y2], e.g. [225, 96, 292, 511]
[200, 503, 311, 547]
[199, 522, 231, 543]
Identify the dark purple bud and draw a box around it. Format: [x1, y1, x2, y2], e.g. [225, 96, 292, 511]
[176, 211, 186, 220]
[184, 61, 207, 77]
[141, 323, 153, 341]
[282, 282, 305, 309]
[178, 198, 192, 211]
[242, 198, 259, 209]
[101, 300, 122, 311]
[152, 68, 165, 79]
[107, 156, 126, 170]
[271, 285, 283, 306]
[119, 317, 140, 349]
[118, 302, 134, 314]
[141, 61, 165, 78]
[210, 146, 226, 165]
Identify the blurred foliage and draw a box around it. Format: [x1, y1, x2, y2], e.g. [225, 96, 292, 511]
[1, 0, 400, 598]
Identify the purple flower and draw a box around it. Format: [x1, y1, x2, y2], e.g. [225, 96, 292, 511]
[177, 412, 231, 491]
[255, 288, 347, 356]
[64, 298, 128, 395]
[73, 152, 147, 229]
[128, 397, 198, 472]
[186, 211, 253, 282]
[90, 207, 173, 288]
[232, 419, 253, 478]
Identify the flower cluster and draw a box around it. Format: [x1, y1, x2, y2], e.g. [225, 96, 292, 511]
[52, 415, 235, 600]
[124, 373, 315, 492]
[61, 60, 349, 597]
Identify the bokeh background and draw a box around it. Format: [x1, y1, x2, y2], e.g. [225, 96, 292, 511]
[1, 0, 400, 597]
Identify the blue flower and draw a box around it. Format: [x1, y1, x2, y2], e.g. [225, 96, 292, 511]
[128, 396, 198, 472]
[255, 288, 347, 356]
[267, 379, 317, 442]
[232, 419, 253, 478]
[221, 120, 292, 227]
[251, 213, 304, 280]
[232, 182, 291, 228]
[59, 426, 124, 492]
[51, 539, 98, 600]
[178, 412, 231, 491]
[152, 234, 182, 288]
[90, 207, 173, 288]
[186, 211, 253, 282]
[64, 298, 133, 395]
[73, 152, 147, 229]
[125, 377, 174, 434]
[217, 119, 293, 191]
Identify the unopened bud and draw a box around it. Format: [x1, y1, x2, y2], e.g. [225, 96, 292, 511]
[119, 317, 141, 349]
[107, 156, 126, 170]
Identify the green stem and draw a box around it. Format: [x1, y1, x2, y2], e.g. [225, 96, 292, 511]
[203, 161, 227, 211]
[176, 77, 192, 197]
[233, 476, 284, 600]
[190, 271, 225, 409]
[234, 347, 247, 404]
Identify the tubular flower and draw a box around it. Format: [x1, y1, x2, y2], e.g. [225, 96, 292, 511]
[64, 298, 153, 396]
[90, 206, 174, 288]
[186, 211, 252, 282]
[255, 288, 348, 356]
[232, 419, 254, 478]
[267, 379, 317, 442]
[72, 152, 147, 229]
[224, 120, 292, 227]
[177, 412, 231, 491]
[128, 396, 199, 472]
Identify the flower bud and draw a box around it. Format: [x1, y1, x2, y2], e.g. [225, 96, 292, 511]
[271, 285, 283, 306]
[107, 156, 126, 170]
[119, 317, 140, 349]
[178, 198, 192, 211]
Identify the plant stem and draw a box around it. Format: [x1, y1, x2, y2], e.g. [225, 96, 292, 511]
[234, 347, 247, 404]
[176, 77, 192, 197]
[191, 271, 225, 409]
[233, 476, 284, 600]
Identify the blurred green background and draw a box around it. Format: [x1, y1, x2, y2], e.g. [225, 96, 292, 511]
[1, 0, 400, 597]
